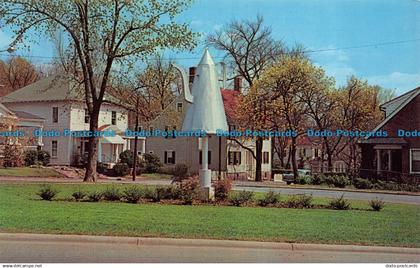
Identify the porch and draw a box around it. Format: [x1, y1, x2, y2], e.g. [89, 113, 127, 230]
[359, 138, 407, 180]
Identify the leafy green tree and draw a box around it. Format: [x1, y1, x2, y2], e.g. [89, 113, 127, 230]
[0, 0, 197, 181]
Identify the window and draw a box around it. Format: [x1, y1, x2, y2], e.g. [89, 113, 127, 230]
[111, 111, 117, 125]
[314, 148, 319, 158]
[229, 124, 237, 132]
[176, 102, 183, 112]
[84, 109, 89, 124]
[299, 148, 306, 158]
[199, 150, 212, 165]
[263, 152, 269, 164]
[410, 149, 420, 173]
[51, 140, 58, 158]
[52, 107, 58, 123]
[164, 151, 176, 164]
[149, 126, 154, 132]
[228, 152, 241, 165]
[164, 126, 176, 139]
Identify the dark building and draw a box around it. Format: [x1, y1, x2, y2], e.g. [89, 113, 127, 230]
[359, 87, 420, 180]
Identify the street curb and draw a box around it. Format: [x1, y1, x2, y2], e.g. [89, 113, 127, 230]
[233, 182, 420, 197]
[1, 233, 419, 255]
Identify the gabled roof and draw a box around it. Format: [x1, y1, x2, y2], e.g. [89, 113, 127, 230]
[0, 103, 15, 117]
[372, 87, 420, 133]
[12, 110, 44, 121]
[1, 75, 83, 103]
[1, 75, 121, 105]
[221, 89, 240, 123]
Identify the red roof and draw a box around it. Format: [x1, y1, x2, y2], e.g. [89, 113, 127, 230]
[221, 89, 241, 122]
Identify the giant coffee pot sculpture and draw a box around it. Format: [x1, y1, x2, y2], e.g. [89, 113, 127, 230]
[173, 49, 228, 200]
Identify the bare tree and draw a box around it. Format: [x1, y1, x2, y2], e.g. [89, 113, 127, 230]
[0, 56, 40, 96]
[114, 55, 180, 180]
[207, 15, 285, 181]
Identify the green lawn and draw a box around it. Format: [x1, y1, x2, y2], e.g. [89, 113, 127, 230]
[0, 167, 62, 177]
[0, 183, 419, 247]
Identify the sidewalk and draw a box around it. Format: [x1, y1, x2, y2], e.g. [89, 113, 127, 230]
[1, 233, 419, 263]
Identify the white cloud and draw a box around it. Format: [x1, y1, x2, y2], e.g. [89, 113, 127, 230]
[366, 72, 420, 94]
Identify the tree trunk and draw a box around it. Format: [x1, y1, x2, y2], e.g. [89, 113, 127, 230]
[323, 138, 333, 172]
[291, 137, 298, 180]
[132, 105, 140, 181]
[84, 107, 100, 182]
[255, 137, 263, 181]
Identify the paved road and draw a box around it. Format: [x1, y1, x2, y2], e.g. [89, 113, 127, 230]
[234, 185, 420, 205]
[1, 233, 419, 263]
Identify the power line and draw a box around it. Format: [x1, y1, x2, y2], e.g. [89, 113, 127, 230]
[0, 37, 419, 61]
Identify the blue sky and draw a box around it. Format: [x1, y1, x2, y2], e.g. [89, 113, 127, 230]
[1, 0, 419, 94]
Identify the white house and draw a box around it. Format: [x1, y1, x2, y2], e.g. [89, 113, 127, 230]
[1, 75, 129, 166]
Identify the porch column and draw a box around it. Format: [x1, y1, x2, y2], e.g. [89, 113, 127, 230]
[115, 144, 119, 162]
[376, 149, 382, 174]
[38, 126, 43, 147]
[141, 138, 146, 154]
[98, 139, 102, 162]
[387, 149, 392, 171]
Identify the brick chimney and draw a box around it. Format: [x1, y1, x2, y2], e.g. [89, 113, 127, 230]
[234, 76, 242, 92]
[189, 67, 196, 85]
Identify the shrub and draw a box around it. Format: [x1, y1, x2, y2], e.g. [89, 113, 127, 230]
[257, 190, 280, 207]
[213, 179, 232, 201]
[353, 178, 373, 189]
[102, 186, 121, 201]
[143, 153, 162, 173]
[325, 175, 350, 188]
[113, 163, 130, 176]
[24, 150, 38, 166]
[37, 185, 58, 201]
[87, 191, 102, 202]
[178, 176, 200, 204]
[329, 195, 351, 210]
[369, 198, 385, 211]
[25, 150, 51, 166]
[285, 194, 313, 208]
[311, 174, 325, 185]
[173, 164, 189, 179]
[119, 150, 134, 167]
[37, 150, 51, 166]
[295, 176, 311, 185]
[144, 186, 167, 202]
[228, 191, 254, 207]
[123, 186, 143, 203]
[159, 166, 175, 175]
[96, 162, 108, 174]
[3, 143, 24, 167]
[333, 175, 350, 188]
[156, 185, 181, 200]
[72, 190, 86, 201]
[165, 186, 181, 200]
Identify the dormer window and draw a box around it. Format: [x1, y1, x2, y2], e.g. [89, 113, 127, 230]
[176, 102, 183, 112]
[84, 109, 90, 124]
[52, 107, 58, 123]
[111, 111, 116, 125]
